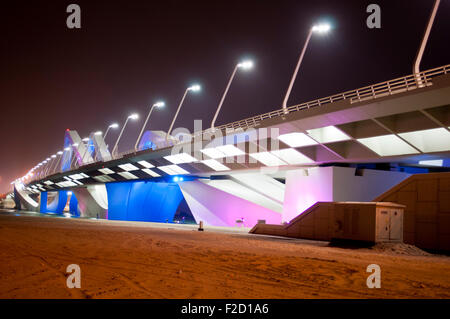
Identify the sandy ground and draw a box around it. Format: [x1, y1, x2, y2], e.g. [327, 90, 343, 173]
[0, 212, 449, 299]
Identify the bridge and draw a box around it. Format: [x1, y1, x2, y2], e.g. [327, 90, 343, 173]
[6, 64, 450, 228]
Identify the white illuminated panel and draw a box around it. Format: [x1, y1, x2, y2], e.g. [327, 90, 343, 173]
[137, 160, 154, 168]
[98, 168, 115, 175]
[93, 175, 116, 183]
[44, 180, 54, 185]
[158, 165, 189, 175]
[418, 159, 443, 167]
[201, 159, 230, 171]
[358, 134, 419, 156]
[249, 152, 287, 167]
[164, 153, 197, 164]
[63, 176, 72, 181]
[398, 128, 450, 153]
[73, 180, 84, 185]
[56, 181, 77, 187]
[118, 172, 138, 180]
[215, 145, 245, 157]
[200, 148, 225, 159]
[307, 126, 351, 143]
[80, 173, 89, 178]
[270, 148, 314, 164]
[118, 163, 140, 171]
[69, 174, 85, 180]
[278, 132, 318, 147]
[36, 184, 43, 187]
[142, 168, 160, 177]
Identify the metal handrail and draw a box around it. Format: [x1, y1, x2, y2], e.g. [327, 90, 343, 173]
[30, 64, 449, 182]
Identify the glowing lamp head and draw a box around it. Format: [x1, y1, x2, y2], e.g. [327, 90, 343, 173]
[154, 101, 165, 108]
[72, 143, 79, 147]
[94, 131, 102, 136]
[312, 23, 331, 33]
[188, 84, 201, 92]
[110, 123, 119, 129]
[82, 138, 90, 142]
[46, 158, 51, 161]
[128, 113, 139, 120]
[57, 151, 63, 155]
[51, 154, 57, 158]
[237, 60, 254, 70]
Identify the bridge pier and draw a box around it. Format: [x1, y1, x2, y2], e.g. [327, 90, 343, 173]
[282, 166, 411, 222]
[106, 180, 183, 222]
[72, 185, 108, 218]
[39, 191, 68, 214]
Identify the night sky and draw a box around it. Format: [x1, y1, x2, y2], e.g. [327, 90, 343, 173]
[1, 0, 449, 193]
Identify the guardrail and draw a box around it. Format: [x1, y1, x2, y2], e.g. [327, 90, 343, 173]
[28, 64, 450, 183]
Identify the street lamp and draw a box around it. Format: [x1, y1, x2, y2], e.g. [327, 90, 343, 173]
[112, 113, 139, 156]
[104, 123, 119, 140]
[166, 84, 201, 141]
[135, 101, 165, 151]
[210, 60, 254, 129]
[50, 151, 64, 174]
[282, 23, 331, 112]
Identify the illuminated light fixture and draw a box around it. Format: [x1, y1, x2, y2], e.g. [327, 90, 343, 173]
[418, 159, 443, 167]
[63, 176, 72, 181]
[249, 152, 287, 167]
[201, 159, 230, 171]
[57, 151, 63, 155]
[110, 123, 119, 129]
[69, 174, 86, 180]
[278, 132, 318, 148]
[72, 143, 79, 147]
[137, 160, 154, 168]
[312, 23, 331, 33]
[398, 128, 450, 153]
[164, 153, 197, 164]
[94, 131, 102, 135]
[357, 134, 419, 156]
[118, 163, 140, 171]
[57, 181, 77, 187]
[64, 147, 71, 151]
[46, 157, 51, 161]
[93, 175, 116, 183]
[215, 144, 245, 157]
[118, 171, 138, 180]
[173, 176, 180, 182]
[98, 168, 115, 175]
[51, 154, 57, 158]
[200, 147, 226, 159]
[82, 137, 90, 142]
[270, 148, 314, 164]
[80, 173, 89, 178]
[67, 191, 73, 195]
[142, 168, 160, 177]
[306, 126, 351, 143]
[154, 101, 165, 108]
[73, 180, 84, 185]
[44, 180, 54, 185]
[36, 184, 43, 187]
[158, 165, 190, 175]
[237, 60, 254, 70]
[188, 84, 201, 92]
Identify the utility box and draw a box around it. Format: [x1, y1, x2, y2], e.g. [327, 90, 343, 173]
[332, 202, 404, 243]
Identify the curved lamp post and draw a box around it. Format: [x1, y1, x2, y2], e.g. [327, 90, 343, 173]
[211, 60, 253, 129]
[112, 114, 139, 157]
[135, 101, 165, 151]
[282, 23, 331, 112]
[166, 84, 201, 141]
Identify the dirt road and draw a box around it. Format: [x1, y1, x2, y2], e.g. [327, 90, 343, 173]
[0, 213, 449, 298]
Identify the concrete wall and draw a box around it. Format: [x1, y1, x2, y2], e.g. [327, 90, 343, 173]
[282, 166, 410, 222]
[375, 172, 450, 251]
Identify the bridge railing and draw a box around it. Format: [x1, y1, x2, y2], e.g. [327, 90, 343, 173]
[31, 64, 450, 182]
